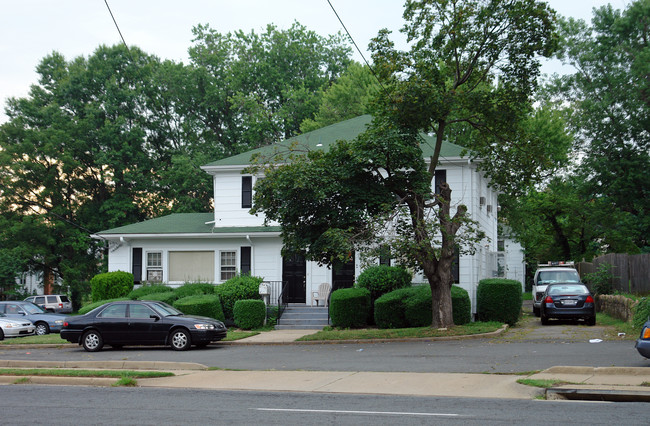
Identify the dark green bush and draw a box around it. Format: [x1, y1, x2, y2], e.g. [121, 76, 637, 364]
[214, 275, 263, 320]
[633, 297, 650, 329]
[78, 298, 130, 315]
[356, 265, 412, 303]
[476, 279, 522, 326]
[329, 288, 371, 328]
[173, 282, 216, 299]
[127, 284, 173, 300]
[173, 294, 225, 321]
[376, 285, 472, 328]
[90, 271, 134, 302]
[233, 299, 266, 329]
[374, 287, 414, 329]
[137, 291, 178, 305]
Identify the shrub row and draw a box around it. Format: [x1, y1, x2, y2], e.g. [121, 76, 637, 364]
[173, 294, 225, 322]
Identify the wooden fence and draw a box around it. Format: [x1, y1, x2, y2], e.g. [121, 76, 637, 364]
[577, 253, 650, 294]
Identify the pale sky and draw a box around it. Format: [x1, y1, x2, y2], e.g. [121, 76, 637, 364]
[0, 0, 624, 123]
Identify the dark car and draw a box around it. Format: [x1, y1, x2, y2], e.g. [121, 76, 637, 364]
[540, 283, 596, 326]
[61, 300, 228, 352]
[636, 319, 650, 359]
[0, 301, 66, 335]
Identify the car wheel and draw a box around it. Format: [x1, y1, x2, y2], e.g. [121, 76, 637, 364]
[170, 329, 191, 351]
[82, 330, 104, 352]
[533, 306, 540, 317]
[35, 322, 50, 335]
[586, 316, 596, 326]
[0, 328, 4, 340]
[540, 313, 549, 325]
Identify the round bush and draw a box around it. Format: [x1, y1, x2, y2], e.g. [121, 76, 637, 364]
[90, 271, 134, 302]
[214, 275, 263, 320]
[173, 294, 225, 321]
[173, 283, 216, 299]
[476, 279, 522, 326]
[329, 288, 371, 328]
[356, 265, 412, 303]
[128, 284, 173, 300]
[78, 298, 130, 315]
[137, 291, 178, 305]
[233, 299, 266, 329]
[374, 287, 414, 329]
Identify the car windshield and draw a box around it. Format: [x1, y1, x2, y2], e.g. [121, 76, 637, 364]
[152, 302, 184, 317]
[538, 270, 580, 284]
[22, 303, 47, 314]
[548, 285, 588, 295]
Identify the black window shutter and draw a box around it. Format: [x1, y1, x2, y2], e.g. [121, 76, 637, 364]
[242, 176, 252, 208]
[132, 247, 143, 284]
[241, 246, 251, 275]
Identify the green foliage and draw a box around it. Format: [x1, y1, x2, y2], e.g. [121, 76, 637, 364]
[583, 263, 616, 295]
[90, 272, 134, 303]
[137, 291, 178, 305]
[476, 279, 523, 326]
[78, 298, 130, 315]
[329, 288, 371, 328]
[173, 283, 216, 299]
[127, 284, 173, 300]
[375, 285, 471, 328]
[356, 265, 412, 303]
[213, 275, 263, 320]
[633, 298, 650, 330]
[173, 295, 225, 321]
[233, 299, 266, 330]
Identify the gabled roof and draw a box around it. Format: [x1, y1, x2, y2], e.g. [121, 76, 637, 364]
[202, 115, 466, 168]
[95, 213, 281, 237]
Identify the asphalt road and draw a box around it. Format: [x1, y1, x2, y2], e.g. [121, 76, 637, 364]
[3, 385, 648, 425]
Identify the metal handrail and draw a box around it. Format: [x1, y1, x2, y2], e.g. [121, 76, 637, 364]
[276, 281, 289, 325]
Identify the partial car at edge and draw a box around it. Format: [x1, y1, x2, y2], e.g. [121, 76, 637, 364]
[61, 300, 227, 352]
[540, 283, 596, 326]
[636, 319, 650, 359]
[0, 313, 35, 340]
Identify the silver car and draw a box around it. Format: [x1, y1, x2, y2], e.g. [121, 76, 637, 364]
[0, 313, 35, 340]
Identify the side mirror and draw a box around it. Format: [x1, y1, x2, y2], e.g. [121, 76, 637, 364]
[150, 314, 161, 321]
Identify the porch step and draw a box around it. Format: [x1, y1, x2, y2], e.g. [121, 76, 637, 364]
[276, 305, 331, 330]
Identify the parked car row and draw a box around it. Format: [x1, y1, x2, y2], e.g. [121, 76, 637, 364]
[0, 301, 66, 335]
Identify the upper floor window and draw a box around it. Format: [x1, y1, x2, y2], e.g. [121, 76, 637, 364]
[242, 176, 252, 208]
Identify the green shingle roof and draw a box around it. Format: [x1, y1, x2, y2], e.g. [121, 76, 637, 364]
[96, 213, 281, 236]
[202, 115, 465, 168]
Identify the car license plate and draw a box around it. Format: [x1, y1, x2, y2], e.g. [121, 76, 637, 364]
[561, 300, 577, 306]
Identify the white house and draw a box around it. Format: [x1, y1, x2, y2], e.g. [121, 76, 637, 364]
[94, 116, 501, 312]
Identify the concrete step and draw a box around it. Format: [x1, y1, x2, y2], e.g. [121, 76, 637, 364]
[276, 306, 330, 330]
[275, 324, 330, 330]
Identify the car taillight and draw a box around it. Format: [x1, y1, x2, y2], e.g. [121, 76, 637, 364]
[643, 328, 650, 339]
[63, 322, 69, 327]
[58, 303, 63, 308]
[544, 296, 553, 304]
[585, 296, 594, 304]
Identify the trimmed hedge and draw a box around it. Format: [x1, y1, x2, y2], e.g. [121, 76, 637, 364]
[476, 278, 522, 326]
[173, 294, 225, 321]
[329, 288, 371, 328]
[233, 299, 266, 329]
[356, 265, 412, 303]
[633, 297, 650, 329]
[375, 285, 472, 328]
[127, 284, 173, 300]
[137, 291, 179, 305]
[78, 297, 130, 315]
[173, 282, 216, 299]
[214, 275, 263, 320]
[90, 271, 134, 302]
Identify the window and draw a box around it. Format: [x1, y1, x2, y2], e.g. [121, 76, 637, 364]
[168, 251, 215, 282]
[132, 247, 143, 283]
[146, 252, 163, 282]
[435, 169, 447, 194]
[129, 304, 156, 319]
[98, 304, 127, 318]
[220, 251, 237, 281]
[242, 176, 252, 208]
[379, 245, 391, 266]
[241, 247, 251, 275]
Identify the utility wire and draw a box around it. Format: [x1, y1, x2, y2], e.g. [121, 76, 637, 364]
[104, 0, 131, 55]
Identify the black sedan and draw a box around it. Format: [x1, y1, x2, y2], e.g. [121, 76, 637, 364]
[540, 283, 596, 326]
[61, 300, 227, 352]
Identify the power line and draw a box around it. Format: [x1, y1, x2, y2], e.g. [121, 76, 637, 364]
[103, 0, 130, 53]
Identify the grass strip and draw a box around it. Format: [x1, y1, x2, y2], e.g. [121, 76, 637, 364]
[517, 378, 572, 388]
[297, 321, 504, 341]
[0, 368, 173, 379]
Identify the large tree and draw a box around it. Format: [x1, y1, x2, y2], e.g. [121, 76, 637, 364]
[252, 0, 563, 328]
